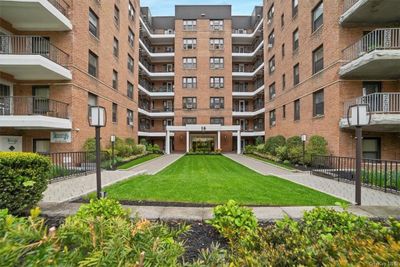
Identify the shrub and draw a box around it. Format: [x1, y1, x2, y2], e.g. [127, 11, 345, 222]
[133, 144, 146, 155]
[265, 135, 286, 156]
[286, 136, 303, 164]
[305, 135, 328, 164]
[0, 152, 51, 215]
[244, 145, 257, 153]
[275, 146, 288, 161]
[83, 138, 97, 152]
[255, 136, 264, 146]
[153, 144, 161, 153]
[140, 138, 148, 146]
[256, 144, 265, 152]
[74, 198, 130, 220]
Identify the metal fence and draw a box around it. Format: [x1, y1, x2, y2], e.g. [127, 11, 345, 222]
[311, 155, 400, 193]
[343, 93, 400, 117]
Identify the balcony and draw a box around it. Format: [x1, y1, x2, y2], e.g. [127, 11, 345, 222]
[140, 17, 174, 45]
[0, 0, 72, 31]
[139, 61, 174, 80]
[138, 80, 174, 98]
[138, 107, 174, 118]
[232, 106, 266, 117]
[340, 93, 400, 132]
[232, 18, 263, 44]
[0, 35, 71, 80]
[233, 130, 265, 137]
[340, 0, 400, 26]
[232, 61, 264, 79]
[232, 40, 264, 61]
[233, 82, 265, 98]
[139, 39, 174, 62]
[340, 28, 400, 79]
[0, 96, 71, 129]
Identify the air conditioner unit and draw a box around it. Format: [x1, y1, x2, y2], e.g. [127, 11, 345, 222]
[215, 105, 221, 109]
[238, 29, 245, 34]
[166, 29, 174, 34]
[268, 43, 273, 48]
[129, 121, 134, 126]
[186, 104, 193, 109]
[267, 19, 272, 25]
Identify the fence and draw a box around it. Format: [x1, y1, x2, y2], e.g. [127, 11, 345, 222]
[343, 93, 400, 117]
[311, 155, 400, 193]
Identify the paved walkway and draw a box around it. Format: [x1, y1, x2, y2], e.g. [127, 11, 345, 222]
[42, 154, 183, 203]
[225, 154, 400, 206]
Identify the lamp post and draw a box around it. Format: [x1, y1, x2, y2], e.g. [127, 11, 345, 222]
[111, 135, 116, 170]
[89, 106, 107, 199]
[347, 104, 371, 205]
[301, 134, 307, 167]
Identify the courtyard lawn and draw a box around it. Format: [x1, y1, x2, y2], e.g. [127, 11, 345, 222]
[117, 154, 161, 170]
[105, 155, 345, 206]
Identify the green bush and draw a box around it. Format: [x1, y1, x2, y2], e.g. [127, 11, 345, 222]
[286, 136, 303, 164]
[244, 145, 257, 153]
[0, 152, 51, 215]
[75, 198, 130, 220]
[255, 136, 264, 145]
[305, 135, 328, 164]
[83, 138, 97, 152]
[275, 146, 288, 161]
[256, 144, 265, 152]
[265, 135, 286, 156]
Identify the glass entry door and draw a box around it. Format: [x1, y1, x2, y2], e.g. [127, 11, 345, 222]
[0, 83, 11, 115]
[33, 86, 50, 115]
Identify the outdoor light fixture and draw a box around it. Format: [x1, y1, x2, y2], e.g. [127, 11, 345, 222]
[300, 134, 307, 166]
[347, 104, 371, 205]
[111, 135, 116, 170]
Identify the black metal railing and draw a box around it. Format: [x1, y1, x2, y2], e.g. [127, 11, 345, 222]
[311, 155, 400, 193]
[0, 96, 69, 119]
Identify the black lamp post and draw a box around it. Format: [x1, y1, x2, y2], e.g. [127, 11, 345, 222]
[111, 135, 116, 170]
[301, 134, 307, 167]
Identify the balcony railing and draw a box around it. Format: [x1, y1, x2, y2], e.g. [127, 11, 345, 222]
[48, 0, 70, 17]
[232, 39, 264, 54]
[343, 93, 400, 117]
[343, 0, 360, 13]
[0, 35, 69, 67]
[342, 28, 400, 63]
[139, 106, 174, 113]
[0, 96, 69, 119]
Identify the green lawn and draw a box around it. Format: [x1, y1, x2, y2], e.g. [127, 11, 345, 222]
[105, 155, 344, 206]
[246, 153, 295, 170]
[117, 154, 162, 170]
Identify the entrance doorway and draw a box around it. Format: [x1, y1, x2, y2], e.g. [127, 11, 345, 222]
[33, 139, 50, 154]
[191, 136, 215, 152]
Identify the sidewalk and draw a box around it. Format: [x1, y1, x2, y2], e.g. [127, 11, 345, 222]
[224, 154, 400, 206]
[42, 154, 183, 203]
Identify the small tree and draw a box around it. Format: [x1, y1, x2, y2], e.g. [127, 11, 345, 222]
[305, 135, 328, 164]
[287, 136, 303, 164]
[265, 135, 286, 156]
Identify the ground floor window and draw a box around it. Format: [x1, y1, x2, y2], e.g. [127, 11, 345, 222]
[33, 139, 50, 154]
[362, 138, 381, 160]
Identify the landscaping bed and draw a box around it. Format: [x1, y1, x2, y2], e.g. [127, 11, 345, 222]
[117, 153, 162, 170]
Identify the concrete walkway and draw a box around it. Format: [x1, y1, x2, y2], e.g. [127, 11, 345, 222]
[42, 154, 183, 203]
[225, 154, 400, 206]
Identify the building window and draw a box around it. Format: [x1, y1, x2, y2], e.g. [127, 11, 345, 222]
[269, 82, 276, 100]
[312, 1, 324, 32]
[183, 97, 197, 109]
[282, 105, 286, 118]
[292, 0, 299, 18]
[313, 89, 324, 116]
[210, 117, 224, 125]
[363, 138, 381, 160]
[183, 20, 197, 31]
[313, 45, 324, 74]
[182, 77, 197, 88]
[363, 81, 382, 95]
[268, 30, 275, 48]
[293, 63, 300, 85]
[89, 9, 99, 37]
[210, 77, 224, 88]
[209, 38, 224, 50]
[127, 109, 134, 126]
[281, 14, 284, 28]
[88, 92, 98, 107]
[282, 43, 285, 58]
[210, 20, 224, 31]
[127, 81, 134, 99]
[128, 1, 135, 21]
[267, 4, 274, 22]
[294, 99, 300, 121]
[210, 57, 224, 69]
[210, 97, 224, 109]
[183, 117, 197, 125]
[113, 37, 119, 58]
[282, 73, 286, 90]
[183, 57, 197, 69]
[183, 38, 197, 50]
[269, 56, 275, 74]
[269, 110, 276, 127]
[114, 5, 120, 26]
[112, 103, 118, 123]
[127, 54, 134, 72]
[112, 70, 118, 89]
[128, 27, 135, 47]
[293, 28, 299, 51]
[88, 50, 98, 77]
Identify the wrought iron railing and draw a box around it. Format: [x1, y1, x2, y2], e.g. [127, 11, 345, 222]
[343, 93, 400, 117]
[139, 79, 174, 92]
[48, 0, 70, 17]
[311, 155, 400, 193]
[0, 35, 69, 67]
[0, 96, 69, 119]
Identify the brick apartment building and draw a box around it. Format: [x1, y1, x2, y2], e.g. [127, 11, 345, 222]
[0, 0, 399, 160]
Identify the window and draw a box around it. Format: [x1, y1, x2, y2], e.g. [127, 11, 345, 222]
[113, 37, 119, 57]
[210, 117, 224, 125]
[313, 89, 324, 116]
[210, 97, 224, 109]
[267, 4, 274, 21]
[363, 81, 382, 95]
[183, 97, 197, 109]
[282, 105, 286, 118]
[269, 82, 276, 100]
[128, 1, 135, 21]
[293, 63, 300, 85]
[210, 77, 224, 88]
[112, 70, 118, 89]
[128, 27, 135, 47]
[183, 20, 197, 31]
[282, 43, 285, 58]
[269, 56, 275, 74]
[127, 109, 134, 126]
[183, 57, 197, 69]
[269, 110, 276, 127]
[127, 54, 134, 72]
[183, 38, 197, 50]
[88, 93, 98, 107]
[209, 38, 224, 50]
[292, 0, 299, 17]
[268, 30, 275, 48]
[293, 28, 299, 51]
[88, 50, 98, 77]
[182, 77, 197, 88]
[183, 117, 197, 125]
[294, 99, 300, 121]
[281, 14, 285, 28]
[89, 9, 99, 37]
[210, 20, 224, 31]
[210, 57, 224, 69]
[114, 5, 120, 26]
[127, 81, 134, 99]
[312, 1, 324, 32]
[282, 74, 286, 90]
[112, 103, 118, 123]
[363, 138, 381, 159]
[313, 45, 324, 74]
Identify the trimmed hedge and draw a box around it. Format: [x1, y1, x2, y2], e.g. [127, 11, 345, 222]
[0, 152, 51, 214]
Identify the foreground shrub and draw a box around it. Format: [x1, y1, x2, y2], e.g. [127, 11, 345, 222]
[75, 198, 130, 220]
[286, 136, 303, 163]
[264, 135, 286, 156]
[244, 145, 256, 153]
[305, 135, 328, 164]
[0, 152, 51, 215]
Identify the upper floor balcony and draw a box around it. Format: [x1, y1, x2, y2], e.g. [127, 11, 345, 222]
[232, 80, 265, 98]
[340, 0, 400, 26]
[340, 92, 400, 132]
[232, 60, 264, 79]
[232, 18, 263, 44]
[140, 17, 175, 45]
[139, 39, 174, 62]
[232, 104, 265, 117]
[139, 60, 174, 80]
[0, 96, 71, 129]
[138, 107, 174, 118]
[339, 28, 400, 80]
[138, 79, 174, 98]
[0, 35, 71, 80]
[0, 0, 72, 31]
[232, 40, 264, 61]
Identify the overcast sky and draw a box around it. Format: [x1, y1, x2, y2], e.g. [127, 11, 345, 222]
[141, 0, 263, 16]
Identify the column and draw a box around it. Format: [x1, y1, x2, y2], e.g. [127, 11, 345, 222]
[186, 131, 190, 153]
[237, 130, 241, 154]
[217, 131, 221, 150]
[165, 130, 170, 155]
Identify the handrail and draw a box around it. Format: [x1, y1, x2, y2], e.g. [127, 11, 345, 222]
[343, 93, 400, 116]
